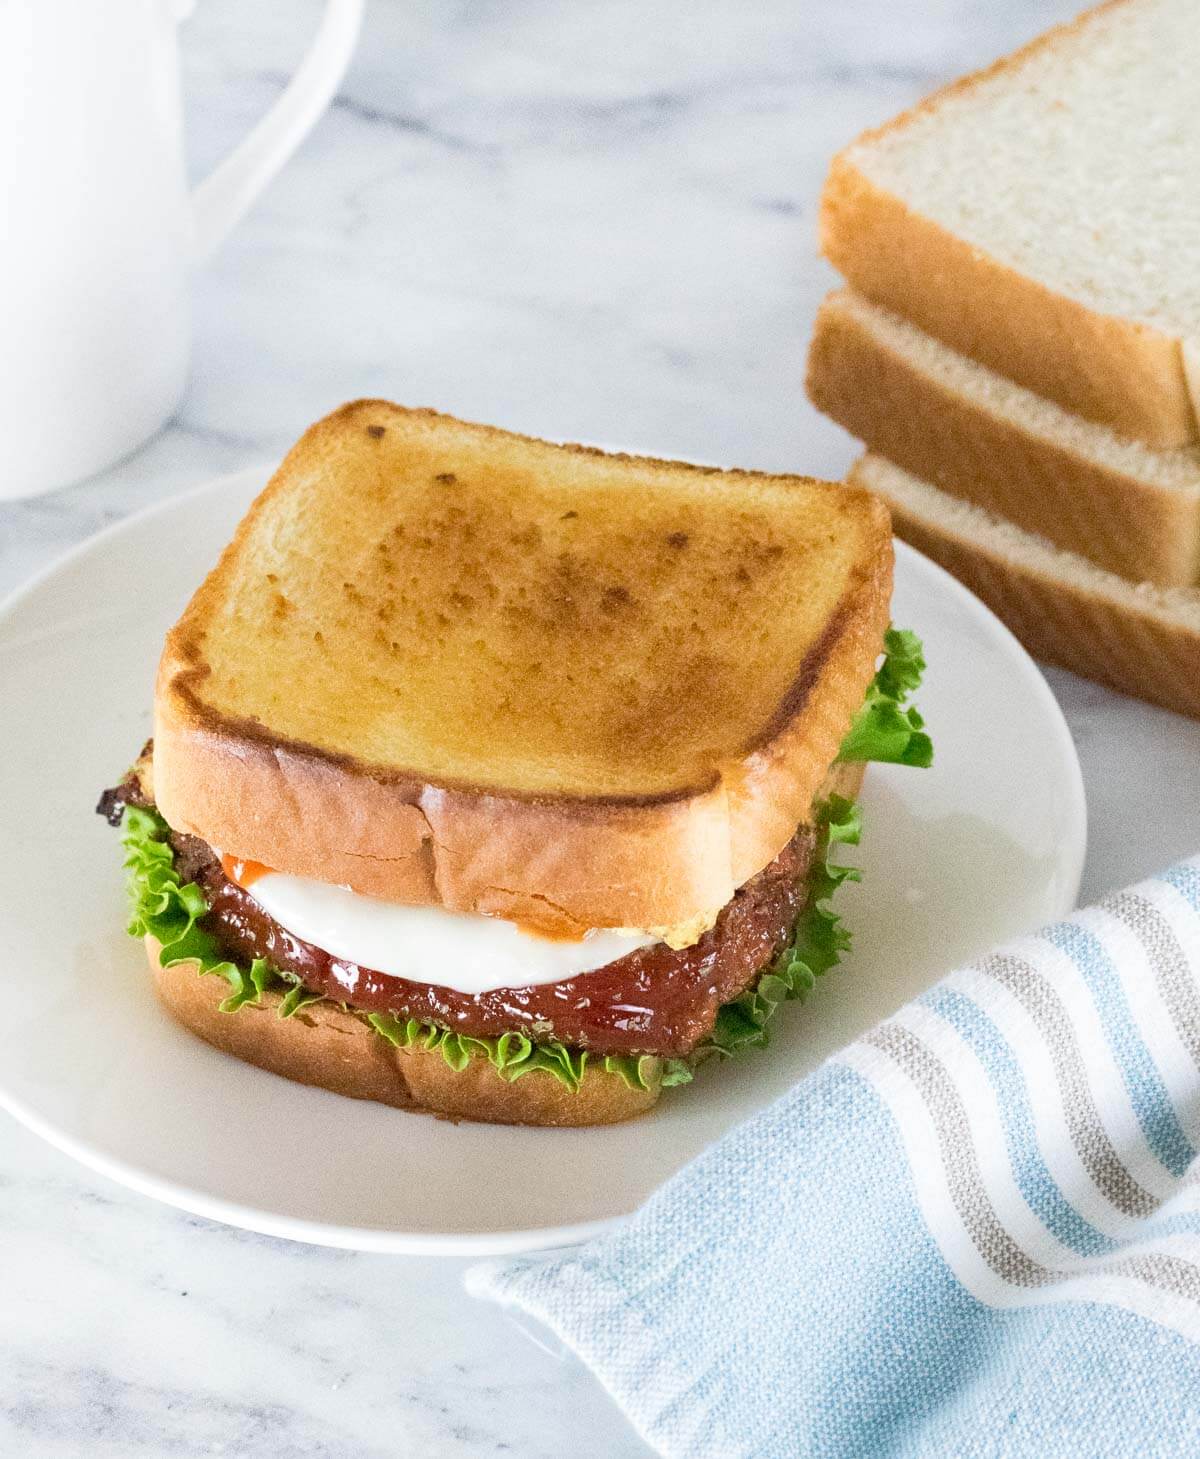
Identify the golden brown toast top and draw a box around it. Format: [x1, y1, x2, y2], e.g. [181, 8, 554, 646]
[160, 401, 891, 803]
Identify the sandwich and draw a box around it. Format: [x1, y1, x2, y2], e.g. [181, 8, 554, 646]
[97, 402, 931, 1127]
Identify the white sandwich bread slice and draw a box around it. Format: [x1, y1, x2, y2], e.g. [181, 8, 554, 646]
[851, 453, 1200, 719]
[806, 289, 1200, 588]
[821, 0, 1200, 447]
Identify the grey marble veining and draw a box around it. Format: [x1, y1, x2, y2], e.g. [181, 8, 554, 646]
[3, 1, 1199, 1454]
[0, 1118, 637, 1459]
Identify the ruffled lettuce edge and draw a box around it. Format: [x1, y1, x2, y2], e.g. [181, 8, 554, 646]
[702, 795, 859, 1058]
[837, 626, 933, 768]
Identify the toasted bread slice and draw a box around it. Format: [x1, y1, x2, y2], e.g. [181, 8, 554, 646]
[821, 0, 1200, 447]
[153, 402, 891, 930]
[807, 290, 1200, 588]
[852, 453, 1200, 719]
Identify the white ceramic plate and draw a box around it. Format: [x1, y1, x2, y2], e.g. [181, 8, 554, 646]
[0, 465, 1086, 1254]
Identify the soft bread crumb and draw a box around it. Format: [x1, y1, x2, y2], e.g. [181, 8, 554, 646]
[806, 288, 1200, 587]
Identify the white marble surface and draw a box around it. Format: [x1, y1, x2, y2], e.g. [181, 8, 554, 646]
[3, 1, 1200, 1454]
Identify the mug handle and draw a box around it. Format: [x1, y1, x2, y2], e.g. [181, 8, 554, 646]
[189, 0, 365, 263]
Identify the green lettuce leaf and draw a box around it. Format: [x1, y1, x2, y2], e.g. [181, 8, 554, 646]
[363, 1012, 662, 1094]
[837, 626, 933, 768]
[277, 981, 325, 1019]
[121, 806, 320, 1017]
[123, 805, 277, 1013]
[702, 794, 860, 1059]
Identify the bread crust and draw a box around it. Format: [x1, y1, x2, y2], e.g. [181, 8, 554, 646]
[819, 0, 1199, 449]
[853, 457, 1200, 719]
[807, 290, 1200, 588]
[153, 403, 893, 929]
[148, 939, 659, 1127]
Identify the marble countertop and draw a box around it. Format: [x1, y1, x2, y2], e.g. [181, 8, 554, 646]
[3, 1, 1199, 1453]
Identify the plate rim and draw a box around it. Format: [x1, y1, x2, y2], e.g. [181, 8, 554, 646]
[0, 463, 1087, 1254]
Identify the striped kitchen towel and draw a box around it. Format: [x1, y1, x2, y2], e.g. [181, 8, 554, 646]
[468, 860, 1200, 1458]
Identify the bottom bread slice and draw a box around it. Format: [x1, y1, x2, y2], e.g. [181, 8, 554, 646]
[849, 454, 1200, 720]
[148, 938, 659, 1127]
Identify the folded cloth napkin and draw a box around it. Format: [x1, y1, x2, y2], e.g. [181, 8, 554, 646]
[467, 859, 1200, 1459]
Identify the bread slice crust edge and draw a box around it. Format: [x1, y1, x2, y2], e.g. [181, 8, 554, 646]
[148, 938, 659, 1127]
[806, 290, 1200, 587]
[853, 453, 1200, 720]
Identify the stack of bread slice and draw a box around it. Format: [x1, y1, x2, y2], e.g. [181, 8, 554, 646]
[805, 0, 1200, 718]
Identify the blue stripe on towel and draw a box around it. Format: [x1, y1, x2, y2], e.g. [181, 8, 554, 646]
[1163, 863, 1200, 916]
[919, 985, 1113, 1256]
[1043, 920, 1194, 1176]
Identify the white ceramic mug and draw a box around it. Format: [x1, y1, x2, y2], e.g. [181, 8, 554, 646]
[0, 0, 363, 501]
